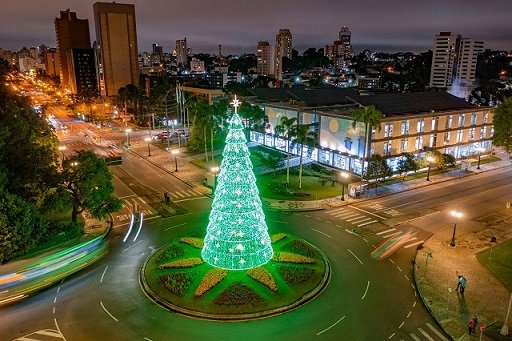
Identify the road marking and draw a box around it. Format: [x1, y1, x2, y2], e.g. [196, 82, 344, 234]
[376, 228, 396, 235]
[404, 240, 424, 249]
[399, 321, 404, 329]
[122, 240, 143, 253]
[316, 316, 345, 335]
[418, 327, 435, 340]
[334, 212, 359, 219]
[164, 222, 187, 231]
[426, 323, 449, 341]
[407, 311, 412, 318]
[100, 266, 108, 283]
[100, 301, 118, 322]
[397, 266, 402, 272]
[56, 287, 60, 294]
[347, 249, 363, 264]
[357, 220, 377, 226]
[405, 275, 409, 280]
[389, 259, 395, 264]
[382, 232, 402, 238]
[361, 281, 370, 299]
[328, 207, 346, 215]
[346, 215, 365, 222]
[388, 333, 395, 339]
[410, 334, 421, 341]
[350, 217, 372, 224]
[351, 205, 386, 219]
[311, 228, 331, 238]
[413, 301, 416, 307]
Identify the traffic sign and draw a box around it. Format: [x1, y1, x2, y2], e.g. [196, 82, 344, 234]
[480, 323, 486, 331]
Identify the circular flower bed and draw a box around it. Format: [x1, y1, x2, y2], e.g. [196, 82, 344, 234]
[141, 233, 330, 320]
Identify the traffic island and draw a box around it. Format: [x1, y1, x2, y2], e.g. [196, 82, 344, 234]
[140, 233, 330, 320]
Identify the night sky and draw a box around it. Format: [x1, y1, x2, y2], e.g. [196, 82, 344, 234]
[1, 0, 510, 55]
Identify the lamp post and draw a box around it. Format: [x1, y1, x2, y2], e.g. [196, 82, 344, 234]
[477, 147, 485, 169]
[426, 156, 435, 181]
[449, 210, 462, 247]
[144, 137, 151, 156]
[172, 149, 179, 172]
[211, 166, 219, 192]
[340, 171, 349, 201]
[58, 145, 66, 164]
[125, 128, 132, 146]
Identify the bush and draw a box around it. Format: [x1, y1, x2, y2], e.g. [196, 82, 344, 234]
[247, 267, 278, 292]
[161, 272, 194, 297]
[194, 268, 228, 296]
[214, 282, 264, 306]
[271, 233, 287, 243]
[277, 266, 314, 286]
[281, 240, 316, 257]
[158, 244, 185, 262]
[179, 237, 204, 249]
[159, 257, 203, 269]
[272, 252, 315, 264]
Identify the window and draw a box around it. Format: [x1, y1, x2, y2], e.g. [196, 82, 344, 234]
[401, 120, 410, 135]
[468, 128, 475, 140]
[384, 123, 393, 137]
[456, 129, 463, 143]
[446, 115, 453, 129]
[483, 113, 488, 123]
[415, 136, 423, 150]
[417, 119, 425, 133]
[431, 116, 438, 131]
[444, 132, 451, 144]
[429, 134, 437, 147]
[470, 113, 477, 125]
[458, 114, 465, 127]
[400, 139, 408, 152]
[383, 141, 391, 156]
[480, 126, 487, 139]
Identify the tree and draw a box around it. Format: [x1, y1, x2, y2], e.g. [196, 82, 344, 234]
[201, 111, 273, 270]
[492, 97, 512, 153]
[274, 116, 297, 185]
[396, 152, 419, 180]
[290, 124, 318, 189]
[238, 102, 266, 135]
[352, 105, 383, 180]
[58, 150, 122, 223]
[366, 154, 392, 189]
[261, 152, 283, 177]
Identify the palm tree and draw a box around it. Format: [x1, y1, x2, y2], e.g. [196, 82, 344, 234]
[274, 116, 297, 185]
[290, 124, 318, 189]
[351, 105, 383, 180]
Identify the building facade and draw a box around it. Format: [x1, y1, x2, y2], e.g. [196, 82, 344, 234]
[54, 9, 93, 95]
[325, 26, 353, 70]
[276, 29, 292, 60]
[176, 38, 187, 68]
[257, 41, 279, 80]
[94, 2, 139, 97]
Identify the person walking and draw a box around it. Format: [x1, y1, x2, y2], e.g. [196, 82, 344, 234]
[456, 272, 463, 292]
[460, 276, 467, 294]
[472, 315, 478, 331]
[468, 318, 475, 334]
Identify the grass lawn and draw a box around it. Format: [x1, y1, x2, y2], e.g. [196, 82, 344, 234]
[257, 172, 345, 201]
[477, 238, 512, 292]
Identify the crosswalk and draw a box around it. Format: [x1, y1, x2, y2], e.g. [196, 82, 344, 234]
[14, 328, 66, 341]
[408, 322, 450, 341]
[327, 207, 378, 226]
[375, 227, 425, 250]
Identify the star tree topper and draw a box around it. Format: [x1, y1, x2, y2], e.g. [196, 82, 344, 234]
[231, 95, 241, 114]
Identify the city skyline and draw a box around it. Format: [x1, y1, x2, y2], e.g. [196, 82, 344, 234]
[0, 0, 511, 55]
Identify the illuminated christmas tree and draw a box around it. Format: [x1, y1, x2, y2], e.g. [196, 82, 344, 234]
[201, 96, 273, 270]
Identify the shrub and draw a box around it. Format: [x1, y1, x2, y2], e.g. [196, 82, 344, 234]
[272, 252, 315, 264]
[159, 257, 203, 269]
[214, 282, 264, 306]
[179, 237, 204, 249]
[161, 272, 193, 297]
[277, 266, 314, 286]
[247, 267, 278, 292]
[158, 244, 185, 262]
[271, 233, 287, 243]
[281, 240, 316, 257]
[194, 268, 228, 297]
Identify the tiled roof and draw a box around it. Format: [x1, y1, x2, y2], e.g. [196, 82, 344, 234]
[247, 87, 358, 106]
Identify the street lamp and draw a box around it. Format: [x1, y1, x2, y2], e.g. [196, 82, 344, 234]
[426, 156, 435, 181]
[211, 166, 220, 192]
[125, 128, 132, 146]
[340, 171, 349, 201]
[477, 147, 485, 169]
[449, 210, 462, 247]
[144, 137, 151, 156]
[172, 149, 179, 172]
[58, 145, 66, 163]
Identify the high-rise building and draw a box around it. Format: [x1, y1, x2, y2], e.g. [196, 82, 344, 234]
[152, 43, 163, 56]
[176, 38, 187, 67]
[429, 32, 484, 88]
[339, 26, 351, 45]
[325, 26, 353, 70]
[44, 49, 60, 77]
[54, 9, 94, 94]
[94, 2, 139, 97]
[276, 29, 292, 60]
[257, 41, 279, 80]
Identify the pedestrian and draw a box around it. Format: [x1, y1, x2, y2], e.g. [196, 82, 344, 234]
[460, 276, 467, 294]
[468, 318, 475, 334]
[455, 273, 463, 292]
[472, 315, 478, 330]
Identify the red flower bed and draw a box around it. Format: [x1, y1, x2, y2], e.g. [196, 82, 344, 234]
[214, 282, 264, 306]
[281, 239, 316, 257]
[161, 272, 194, 297]
[277, 266, 314, 286]
[157, 244, 185, 262]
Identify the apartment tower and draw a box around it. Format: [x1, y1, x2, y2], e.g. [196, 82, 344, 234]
[257, 41, 277, 79]
[176, 38, 187, 68]
[276, 29, 292, 60]
[93, 2, 139, 97]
